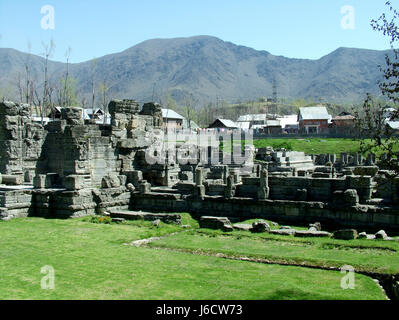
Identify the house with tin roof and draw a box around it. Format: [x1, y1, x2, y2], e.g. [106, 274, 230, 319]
[208, 119, 238, 129]
[162, 109, 185, 131]
[298, 105, 332, 134]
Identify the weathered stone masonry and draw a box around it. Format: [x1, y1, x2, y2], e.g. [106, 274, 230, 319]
[0, 100, 162, 219]
[1, 100, 399, 232]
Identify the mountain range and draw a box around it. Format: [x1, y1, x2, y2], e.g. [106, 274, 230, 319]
[0, 35, 391, 105]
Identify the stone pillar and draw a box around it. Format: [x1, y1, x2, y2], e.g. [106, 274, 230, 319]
[164, 166, 170, 186]
[224, 175, 236, 199]
[354, 153, 360, 166]
[195, 168, 203, 186]
[331, 167, 336, 178]
[139, 180, 151, 194]
[131, 170, 143, 188]
[194, 167, 205, 198]
[257, 168, 269, 200]
[331, 154, 337, 164]
[326, 154, 331, 164]
[24, 171, 33, 183]
[33, 174, 51, 189]
[366, 153, 376, 166]
[359, 154, 364, 165]
[341, 153, 348, 165]
[223, 165, 228, 184]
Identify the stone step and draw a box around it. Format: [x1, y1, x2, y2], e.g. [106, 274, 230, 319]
[150, 187, 180, 194]
[110, 210, 181, 224]
[365, 198, 387, 205]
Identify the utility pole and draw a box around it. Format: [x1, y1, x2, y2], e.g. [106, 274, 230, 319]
[270, 79, 278, 119]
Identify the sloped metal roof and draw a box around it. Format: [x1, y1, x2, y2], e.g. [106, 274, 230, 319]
[299, 105, 331, 121]
[218, 119, 238, 128]
[237, 114, 267, 122]
[277, 115, 298, 128]
[162, 109, 185, 120]
[333, 115, 355, 121]
[209, 119, 238, 128]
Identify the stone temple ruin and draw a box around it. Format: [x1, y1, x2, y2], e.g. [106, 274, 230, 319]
[1, 100, 399, 233]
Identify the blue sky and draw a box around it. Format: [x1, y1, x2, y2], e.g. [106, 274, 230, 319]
[0, 0, 398, 63]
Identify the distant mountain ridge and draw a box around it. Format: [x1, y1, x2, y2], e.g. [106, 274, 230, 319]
[0, 36, 391, 105]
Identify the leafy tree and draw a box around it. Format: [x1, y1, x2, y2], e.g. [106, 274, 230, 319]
[356, 1, 399, 176]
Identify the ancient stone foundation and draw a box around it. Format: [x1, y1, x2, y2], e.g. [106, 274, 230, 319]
[1, 100, 399, 233]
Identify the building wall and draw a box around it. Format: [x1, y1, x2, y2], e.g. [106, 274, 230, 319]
[163, 119, 183, 131]
[333, 119, 354, 127]
[299, 119, 329, 134]
[0, 102, 47, 178]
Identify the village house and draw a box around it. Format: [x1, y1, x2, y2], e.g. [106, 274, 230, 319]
[83, 108, 111, 124]
[237, 114, 267, 128]
[263, 119, 282, 134]
[330, 112, 356, 135]
[298, 105, 331, 134]
[332, 112, 356, 127]
[278, 114, 299, 134]
[162, 109, 184, 131]
[208, 118, 238, 130]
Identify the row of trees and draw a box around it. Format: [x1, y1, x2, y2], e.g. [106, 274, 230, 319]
[161, 91, 359, 128]
[12, 40, 111, 124]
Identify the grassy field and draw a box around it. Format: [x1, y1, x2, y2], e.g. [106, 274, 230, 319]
[152, 228, 399, 274]
[0, 216, 391, 300]
[252, 137, 399, 156]
[253, 138, 362, 155]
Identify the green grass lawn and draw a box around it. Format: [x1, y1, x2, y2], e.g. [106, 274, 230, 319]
[253, 138, 362, 155]
[0, 216, 388, 300]
[252, 138, 399, 156]
[152, 230, 399, 275]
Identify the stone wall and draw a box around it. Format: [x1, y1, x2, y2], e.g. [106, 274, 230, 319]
[236, 175, 372, 203]
[131, 193, 399, 232]
[0, 101, 46, 180]
[0, 188, 33, 220]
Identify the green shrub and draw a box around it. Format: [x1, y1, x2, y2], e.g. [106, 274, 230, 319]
[90, 215, 112, 224]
